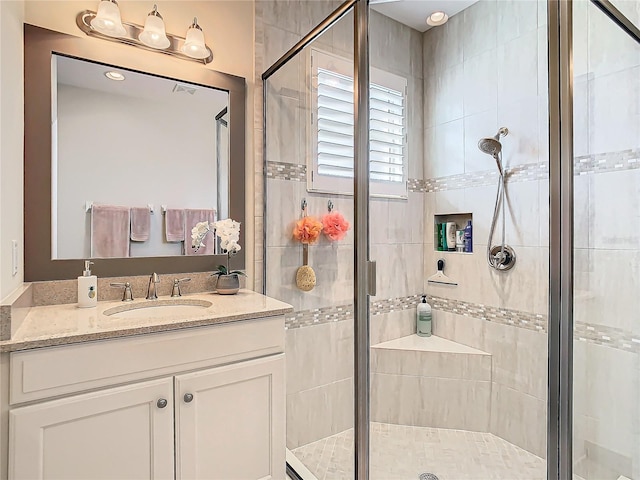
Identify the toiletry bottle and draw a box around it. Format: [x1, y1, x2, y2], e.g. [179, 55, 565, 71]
[416, 295, 432, 337]
[436, 223, 444, 251]
[455, 230, 465, 252]
[441, 223, 448, 251]
[78, 260, 97, 308]
[464, 220, 473, 253]
[446, 222, 457, 252]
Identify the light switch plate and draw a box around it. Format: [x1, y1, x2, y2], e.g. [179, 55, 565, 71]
[12, 240, 18, 276]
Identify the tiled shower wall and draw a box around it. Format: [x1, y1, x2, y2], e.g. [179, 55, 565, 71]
[421, 0, 640, 471]
[421, 0, 550, 457]
[258, 2, 425, 449]
[572, 1, 640, 478]
[258, 0, 639, 470]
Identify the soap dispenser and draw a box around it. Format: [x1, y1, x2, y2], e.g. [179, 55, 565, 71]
[78, 260, 98, 308]
[416, 295, 432, 337]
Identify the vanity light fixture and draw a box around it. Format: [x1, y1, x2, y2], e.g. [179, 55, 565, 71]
[181, 18, 209, 60]
[77, 5, 213, 64]
[138, 4, 170, 50]
[426, 11, 449, 26]
[104, 71, 125, 81]
[90, 0, 127, 38]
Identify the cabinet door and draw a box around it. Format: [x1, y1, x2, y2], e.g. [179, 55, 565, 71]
[175, 354, 285, 480]
[9, 377, 174, 480]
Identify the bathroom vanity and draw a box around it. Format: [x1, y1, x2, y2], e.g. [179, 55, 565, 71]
[0, 290, 291, 480]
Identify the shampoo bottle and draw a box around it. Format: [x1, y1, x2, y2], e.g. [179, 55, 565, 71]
[446, 222, 457, 252]
[78, 260, 97, 308]
[416, 295, 432, 337]
[464, 220, 473, 253]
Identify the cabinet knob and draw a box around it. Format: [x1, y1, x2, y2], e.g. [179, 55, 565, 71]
[183, 393, 194, 403]
[157, 398, 168, 409]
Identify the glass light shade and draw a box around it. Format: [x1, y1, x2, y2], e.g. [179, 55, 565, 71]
[90, 0, 127, 38]
[139, 11, 170, 49]
[181, 22, 209, 59]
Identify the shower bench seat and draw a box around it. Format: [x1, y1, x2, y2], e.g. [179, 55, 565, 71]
[371, 334, 492, 433]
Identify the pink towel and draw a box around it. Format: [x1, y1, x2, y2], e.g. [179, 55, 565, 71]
[165, 209, 185, 243]
[91, 204, 130, 258]
[185, 209, 216, 255]
[130, 207, 150, 242]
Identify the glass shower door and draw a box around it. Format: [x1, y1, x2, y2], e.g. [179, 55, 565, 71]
[572, 1, 640, 478]
[262, 4, 358, 478]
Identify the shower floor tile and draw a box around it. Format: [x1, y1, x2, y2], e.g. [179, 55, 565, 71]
[292, 422, 546, 480]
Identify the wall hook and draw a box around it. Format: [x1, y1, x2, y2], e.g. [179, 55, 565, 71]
[328, 200, 334, 212]
[301, 198, 307, 212]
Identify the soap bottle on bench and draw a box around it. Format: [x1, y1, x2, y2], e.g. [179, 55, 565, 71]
[416, 295, 432, 337]
[78, 260, 97, 308]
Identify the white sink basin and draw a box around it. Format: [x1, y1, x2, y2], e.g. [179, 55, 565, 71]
[104, 299, 212, 319]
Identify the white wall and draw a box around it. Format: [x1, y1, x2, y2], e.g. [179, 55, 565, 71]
[56, 84, 219, 258]
[0, 1, 255, 293]
[0, 0, 25, 300]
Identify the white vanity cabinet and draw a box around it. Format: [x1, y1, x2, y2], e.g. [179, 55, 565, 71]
[6, 315, 286, 480]
[175, 356, 285, 480]
[10, 378, 176, 480]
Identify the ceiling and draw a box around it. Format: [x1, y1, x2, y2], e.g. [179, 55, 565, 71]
[55, 55, 228, 114]
[370, 0, 479, 32]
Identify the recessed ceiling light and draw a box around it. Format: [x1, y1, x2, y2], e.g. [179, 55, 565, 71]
[426, 11, 448, 26]
[104, 71, 125, 81]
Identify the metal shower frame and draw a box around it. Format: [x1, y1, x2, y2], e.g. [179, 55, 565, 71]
[262, 0, 640, 479]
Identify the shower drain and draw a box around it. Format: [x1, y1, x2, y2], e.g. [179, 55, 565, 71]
[419, 474, 439, 480]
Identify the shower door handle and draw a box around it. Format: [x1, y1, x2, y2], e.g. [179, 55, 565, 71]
[367, 260, 377, 297]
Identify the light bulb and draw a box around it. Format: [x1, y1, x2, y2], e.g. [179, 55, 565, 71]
[181, 18, 210, 60]
[139, 5, 170, 49]
[91, 0, 127, 38]
[426, 11, 449, 27]
[104, 71, 125, 81]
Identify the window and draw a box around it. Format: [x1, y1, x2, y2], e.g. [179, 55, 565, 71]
[309, 49, 408, 198]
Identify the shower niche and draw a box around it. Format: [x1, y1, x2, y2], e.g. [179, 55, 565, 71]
[434, 213, 473, 253]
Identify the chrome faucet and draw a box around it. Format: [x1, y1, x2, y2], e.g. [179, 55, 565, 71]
[146, 273, 160, 300]
[110, 282, 134, 301]
[171, 278, 191, 297]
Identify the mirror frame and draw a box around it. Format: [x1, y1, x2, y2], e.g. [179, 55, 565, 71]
[24, 25, 246, 281]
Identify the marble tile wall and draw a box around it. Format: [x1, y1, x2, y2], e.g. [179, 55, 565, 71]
[261, 3, 425, 448]
[260, 0, 639, 471]
[422, 0, 640, 468]
[421, 0, 551, 458]
[571, 1, 640, 476]
[371, 343, 492, 432]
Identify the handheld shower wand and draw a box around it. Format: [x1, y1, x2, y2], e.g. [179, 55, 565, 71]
[477, 127, 516, 271]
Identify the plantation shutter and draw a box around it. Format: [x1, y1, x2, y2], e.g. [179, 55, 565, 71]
[311, 49, 407, 197]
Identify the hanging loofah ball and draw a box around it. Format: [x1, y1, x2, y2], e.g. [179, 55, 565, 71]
[321, 211, 350, 241]
[296, 265, 316, 291]
[293, 216, 323, 244]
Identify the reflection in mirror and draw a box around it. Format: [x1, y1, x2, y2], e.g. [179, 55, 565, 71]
[216, 107, 230, 221]
[52, 54, 229, 260]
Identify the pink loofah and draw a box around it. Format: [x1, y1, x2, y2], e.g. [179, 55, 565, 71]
[321, 211, 350, 241]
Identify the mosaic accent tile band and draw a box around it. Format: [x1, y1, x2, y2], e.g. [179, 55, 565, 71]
[428, 295, 548, 332]
[266, 161, 306, 181]
[270, 148, 640, 192]
[574, 321, 640, 353]
[574, 148, 640, 176]
[285, 294, 640, 354]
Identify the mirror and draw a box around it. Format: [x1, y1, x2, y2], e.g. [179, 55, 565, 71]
[53, 54, 229, 259]
[24, 25, 246, 281]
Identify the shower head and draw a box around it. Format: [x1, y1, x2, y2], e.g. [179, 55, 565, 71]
[478, 137, 502, 156]
[478, 127, 509, 175]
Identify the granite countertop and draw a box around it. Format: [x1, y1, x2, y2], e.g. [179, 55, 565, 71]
[0, 290, 293, 353]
